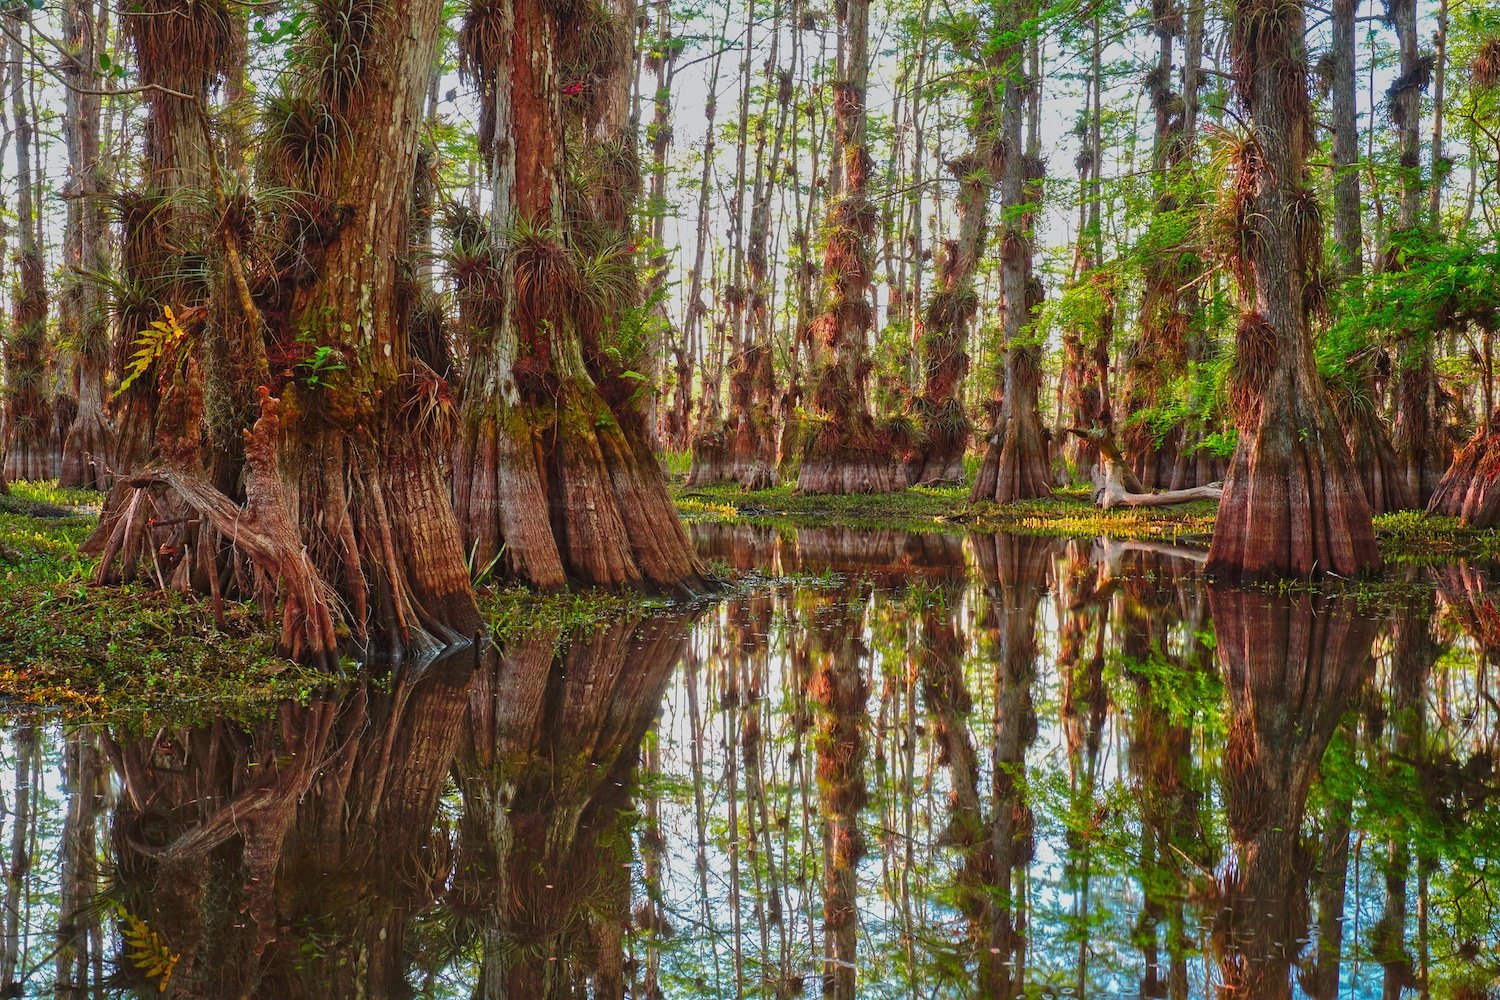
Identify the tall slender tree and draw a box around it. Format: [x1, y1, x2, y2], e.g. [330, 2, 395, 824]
[59, 0, 113, 490]
[3, 7, 51, 483]
[797, 0, 905, 493]
[970, 3, 1051, 504]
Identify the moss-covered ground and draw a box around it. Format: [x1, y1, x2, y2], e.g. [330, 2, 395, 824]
[0, 481, 679, 722]
[2, 473, 1495, 720]
[670, 480, 1500, 562]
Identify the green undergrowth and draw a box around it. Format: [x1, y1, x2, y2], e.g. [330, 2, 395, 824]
[672, 481, 1218, 542]
[1372, 510, 1500, 564]
[1, 482, 342, 723]
[0, 481, 704, 722]
[479, 584, 674, 644]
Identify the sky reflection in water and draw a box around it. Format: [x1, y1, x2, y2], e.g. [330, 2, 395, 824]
[2, 524, 1497, 998]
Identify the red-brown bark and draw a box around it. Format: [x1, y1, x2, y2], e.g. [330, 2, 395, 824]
[453, 0, 707, 593]
[1427, 413, 1500, 526]
[1119, 0, 1196, 488]
[909, 152, 987, 486]
[89, 0, 483, 661]
[796, 0, 904, 495]
[1204, 0, 1380, 579]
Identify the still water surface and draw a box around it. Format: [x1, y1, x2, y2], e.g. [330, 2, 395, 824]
[2, 524, 1497, 997]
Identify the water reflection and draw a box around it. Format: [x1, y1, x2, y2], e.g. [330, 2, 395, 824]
[1, 526, 1499, 997]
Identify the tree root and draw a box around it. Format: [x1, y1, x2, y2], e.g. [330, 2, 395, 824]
[88, 390, 343, 668]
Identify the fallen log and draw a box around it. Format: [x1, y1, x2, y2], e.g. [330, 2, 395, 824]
[1067, 427, 1224, 510]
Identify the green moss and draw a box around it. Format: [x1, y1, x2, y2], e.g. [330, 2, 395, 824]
[0, 482, 339, 723]
[479, 583, 668, 645]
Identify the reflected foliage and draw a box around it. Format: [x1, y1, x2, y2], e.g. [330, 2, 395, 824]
[0, 529, 1499, 996]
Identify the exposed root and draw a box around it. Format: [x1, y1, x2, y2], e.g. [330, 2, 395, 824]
[1427, 420, 1500, 528]
[88, 389, 342, 668]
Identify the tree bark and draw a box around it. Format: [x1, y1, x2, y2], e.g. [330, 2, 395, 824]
[59, 0, 114, 490]
[1387, 0, 1444, 507]
[3, 10, 52, 483]
[796, 0, 905, 494]
[454, 0, 707, 594]
[1205, 0, 1380, 579]
[1128, 0, 1194, 488]
[969, 3, 1051, 504]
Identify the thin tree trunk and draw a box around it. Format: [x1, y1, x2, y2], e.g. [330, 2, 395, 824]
[797, 0, 905, 494]
[59, 0, 114, 490]
[1388, 0, 1443, 507]
[731, 0, 790, 490]
[970, 3, 1051, 504]
[3, 9, 51, 483]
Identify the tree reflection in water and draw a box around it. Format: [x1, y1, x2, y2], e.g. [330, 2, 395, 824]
[0, 526, 1498, 996]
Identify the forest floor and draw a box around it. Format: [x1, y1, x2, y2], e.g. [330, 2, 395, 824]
[0, 481, 669, 722]
[2, 476, 1494, 718]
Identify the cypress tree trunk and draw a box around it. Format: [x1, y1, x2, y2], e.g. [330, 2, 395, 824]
[969, 4, 1051, 504]
[643, 0, 680, 449]
[1121, 0, 1193, 489]
[1060, 12, 1111, 482]
[1330, 0, 1362, 280]
[1330, 0, 1409, 512]
[909, 4, 1013, 487]
[1387, 0, 1444, 507]
[1205, 0, 1380, 579]
[796, 0, 905, 494]
[730, 4, 789, 491]
[88, 0, 482, 662]
[59, 0, 114, 491]
[3, 10, 52, 483]
[454, 0, 707, 594]
[778, 12, 826, 479]
[108, 0, 225, 476]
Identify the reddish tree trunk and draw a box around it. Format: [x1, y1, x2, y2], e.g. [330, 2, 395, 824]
[1427, 413, 1500, 526]
[797, 0, 904, 494]
[1205, 0, 1380, 579]
[910, 148, 988, 486]
[454, 0, 707, 594]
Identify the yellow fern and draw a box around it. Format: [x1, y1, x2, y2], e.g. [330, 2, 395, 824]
[113, 305, 188, 400]
[115, 902, 180, 992]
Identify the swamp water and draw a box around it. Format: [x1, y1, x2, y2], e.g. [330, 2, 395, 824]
[1, 524, 1497, 997]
